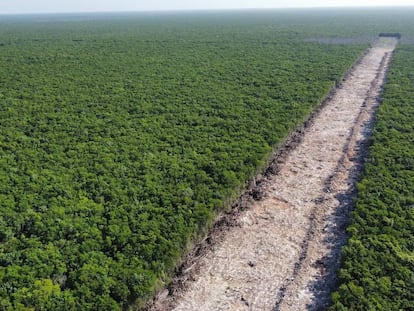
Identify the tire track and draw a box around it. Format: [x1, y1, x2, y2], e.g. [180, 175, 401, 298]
[273, 48, 395, 311]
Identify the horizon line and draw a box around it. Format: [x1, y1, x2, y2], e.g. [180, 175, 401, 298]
[1, 5, 414, 16]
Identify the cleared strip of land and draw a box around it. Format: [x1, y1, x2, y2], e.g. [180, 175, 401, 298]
[149, 38, 397, 311]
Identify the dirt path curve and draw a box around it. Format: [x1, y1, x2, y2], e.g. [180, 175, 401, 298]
[150, 38, 397, 311]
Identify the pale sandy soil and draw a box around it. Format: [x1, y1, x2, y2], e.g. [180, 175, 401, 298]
[148, 38, 397, 311]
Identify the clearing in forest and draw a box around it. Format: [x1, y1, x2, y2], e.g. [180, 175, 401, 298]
[150, 37, 397, 310]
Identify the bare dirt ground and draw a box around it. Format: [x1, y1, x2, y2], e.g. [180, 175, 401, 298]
[147, 38, 397, 311]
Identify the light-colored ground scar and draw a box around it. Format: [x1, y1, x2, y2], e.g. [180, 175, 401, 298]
[149, 37, 397, 311]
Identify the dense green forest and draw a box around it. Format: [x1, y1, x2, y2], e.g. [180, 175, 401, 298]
[330, 45, 414, 310]
[0, 8, 413, 310]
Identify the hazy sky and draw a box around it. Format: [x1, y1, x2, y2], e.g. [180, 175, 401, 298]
[0, 0, 413, 14]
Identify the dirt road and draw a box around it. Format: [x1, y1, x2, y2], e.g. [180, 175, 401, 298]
[150, 38, 397, 311]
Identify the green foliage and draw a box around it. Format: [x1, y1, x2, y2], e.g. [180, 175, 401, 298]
[0, 9, 413, 310]
[330, 45, 414, 310]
